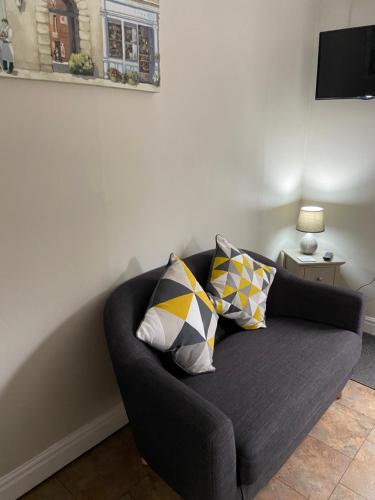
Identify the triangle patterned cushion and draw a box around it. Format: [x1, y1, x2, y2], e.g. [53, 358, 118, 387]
[207, 235, 277, 330]
[136, 254, 218, 374]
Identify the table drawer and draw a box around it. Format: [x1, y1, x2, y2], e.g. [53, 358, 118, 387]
[304, 266, 335, 285]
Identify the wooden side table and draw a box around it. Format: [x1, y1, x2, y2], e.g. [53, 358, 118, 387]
[283, 249, 346, 286]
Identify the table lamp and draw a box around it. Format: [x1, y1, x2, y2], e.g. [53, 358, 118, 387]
[296, 206, 325, 255]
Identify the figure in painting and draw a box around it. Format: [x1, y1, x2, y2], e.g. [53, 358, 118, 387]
[0, 18, 14, 73]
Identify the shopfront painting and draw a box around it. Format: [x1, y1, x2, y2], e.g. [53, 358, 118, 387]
[0, 0, 160, 91]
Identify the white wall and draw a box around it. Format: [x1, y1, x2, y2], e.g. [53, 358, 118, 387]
[303, 0, 375, 315]
[0, 0, 317, 478]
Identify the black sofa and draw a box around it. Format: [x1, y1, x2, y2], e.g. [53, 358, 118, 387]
[104, 250, 364, 500]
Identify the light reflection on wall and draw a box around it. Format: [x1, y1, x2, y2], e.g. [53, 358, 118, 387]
[303, 162, 375, 205]
[259, 158, 304, 260]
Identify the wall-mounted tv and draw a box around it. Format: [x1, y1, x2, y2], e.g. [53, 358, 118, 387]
[316, 25, 375, 100]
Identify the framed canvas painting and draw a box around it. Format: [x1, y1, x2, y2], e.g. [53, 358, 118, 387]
[0, 0, 160, 91]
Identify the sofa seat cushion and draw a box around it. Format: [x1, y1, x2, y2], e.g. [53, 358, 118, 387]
[181, 317, 362, 485]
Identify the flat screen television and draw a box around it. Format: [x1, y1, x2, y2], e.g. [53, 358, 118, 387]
[316, 25, 375, 100]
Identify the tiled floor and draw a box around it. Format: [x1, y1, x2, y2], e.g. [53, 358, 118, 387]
[21, 380, 375, 500]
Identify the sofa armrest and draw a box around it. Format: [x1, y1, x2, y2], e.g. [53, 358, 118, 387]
[118, 357, 240, 500]
[268, 268, 365, 335]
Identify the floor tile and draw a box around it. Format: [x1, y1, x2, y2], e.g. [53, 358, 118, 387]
[276, 435, 350, 500]
[309, 401, 375, 458]
[255, 478, 306, 499]
[56, 428, 150, 499]
[128, 474, 180, 500]
[89, 429, 147, 495]
[20, 477, 74, 500]
[339, 381, 375, 420]
[55, 446, 124, 500]
[341, 440, 375, 499]
[329, 484, 365, 499]
[367, 426, 375, 444]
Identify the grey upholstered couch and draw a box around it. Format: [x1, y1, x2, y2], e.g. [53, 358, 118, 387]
[104, 250, 364, 500]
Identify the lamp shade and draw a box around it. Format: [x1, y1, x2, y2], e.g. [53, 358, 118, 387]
[296, 206, 325, 233]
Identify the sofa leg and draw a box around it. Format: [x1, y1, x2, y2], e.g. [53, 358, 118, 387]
[141, 458, 148, 466]
[336, 391, 343, 400]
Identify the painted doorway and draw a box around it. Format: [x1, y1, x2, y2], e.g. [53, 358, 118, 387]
[48, 0, 78, 71]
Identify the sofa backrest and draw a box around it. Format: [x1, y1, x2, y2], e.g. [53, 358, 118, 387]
[104, 249, 279, 381]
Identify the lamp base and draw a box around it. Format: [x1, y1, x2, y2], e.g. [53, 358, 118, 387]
[300, 233, 318, 255]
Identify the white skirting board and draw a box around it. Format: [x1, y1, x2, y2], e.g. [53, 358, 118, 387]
[0, 404, 128, 500]
[365, 316, 375, 336]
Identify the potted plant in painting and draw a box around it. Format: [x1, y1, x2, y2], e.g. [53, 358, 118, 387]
[107, 67, 122, 82]
[122, 70, 139, 86]
[68, 53, 95, 76]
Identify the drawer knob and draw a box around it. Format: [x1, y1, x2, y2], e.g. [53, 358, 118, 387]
[316, 277, 323, 282]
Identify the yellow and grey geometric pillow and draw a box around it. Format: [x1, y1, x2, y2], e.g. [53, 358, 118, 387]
[136, 254, 218, 374]
[207, 235, 277, 330]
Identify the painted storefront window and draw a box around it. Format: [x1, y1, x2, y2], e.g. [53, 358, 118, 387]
[102, 0, 159, 86]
